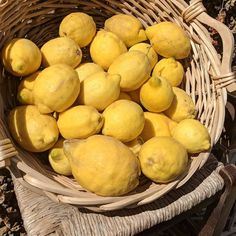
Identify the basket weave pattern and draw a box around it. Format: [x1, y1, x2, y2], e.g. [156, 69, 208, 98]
[0, 0, 235, 211]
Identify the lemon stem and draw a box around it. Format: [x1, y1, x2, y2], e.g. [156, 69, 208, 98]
[149, 76, 161, 87]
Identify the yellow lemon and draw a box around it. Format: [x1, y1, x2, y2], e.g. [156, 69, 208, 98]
[77, 71, 120, 111]
[165, 87, 197, 122]
[118, 92, 132, 100]
[140, 76, 174, 112]
[90, 30, 127, 70]
[140, 112, 177, 141]
[146, 22, 191, 59]
[152, 58, 184, 87]
[33, 64, 80, 114]
[17, 71, 40, 105]
[125, 137, 144, 156]
[8, 105, 59, 152]
[108, 51, 151, 91]
[104, 14, 147, 47]
[1, 38, 41, 76]
[102, 100, 145, 142]
[57, 105, 104, 139]
[49, 138, 72, 176]
[41, 37, 82, 68]
[129, 43, 158, 69]
[59, 12, 96, 47]
[64, 135, 140, 196]
[139, 137, 188, 183]
[75, 62, 103, 82]
[172, 119, 211, 153]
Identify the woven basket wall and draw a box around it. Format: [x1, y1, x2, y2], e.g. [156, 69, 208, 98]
[0, 0, 235, 211]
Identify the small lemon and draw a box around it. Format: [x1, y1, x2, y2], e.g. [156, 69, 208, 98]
[152, 58, 184, 87]
[77, 71, 120, 111]
[49, 138, 72, 176]
[108, 51, 151, 91]
[129, 43, 158, 69]
[128, 88, 141, 104]
[75, 63, 103, 82]
[33, 64, 80, 114]
[17, 71, 40, 105]
[165, 87, 197, 122]
[41, 37, 82, 68]
[118, 92, 132, 100]
[146, 22, 191, 59]
[125, 137, 144, 156]
[172, 119, 211, 153]
[59, 12, 96, 47]
[140, 112, 177, 141]
[8, 105, 59, 152]
[140, 76, 174, 112]
[102, 100, 145, 142]
[90, 30, 127, 70]
[64, 135, 140, 196]
[139, 137, 188, 183]
[104, 14, 147, 47]
[57, 105, 104, 139]
[1, 38, 41, 76]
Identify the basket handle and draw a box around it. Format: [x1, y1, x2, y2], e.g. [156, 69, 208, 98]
[182, 0, 235, 92]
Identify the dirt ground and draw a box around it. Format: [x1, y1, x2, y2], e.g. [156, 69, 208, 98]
[0, 1, 236, 235]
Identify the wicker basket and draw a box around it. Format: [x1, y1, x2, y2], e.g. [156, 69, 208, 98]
[0, 0, 235, 212]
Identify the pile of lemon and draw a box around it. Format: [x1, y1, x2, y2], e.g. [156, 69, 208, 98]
[2, 12, 211, 197]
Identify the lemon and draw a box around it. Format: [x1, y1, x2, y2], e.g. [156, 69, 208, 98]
[108, 51, 151, 91]
[1, 38, 41, 76]
[128, 88, 141, 104]
[125, 137, 144, 156]
[140, 112, 177, 141]
[172, 119, 211, 153]
[140, 76, 174, 112]
[41, 37, 82, 68]
[57, 105, 104, 139]
[129, 43, 158, 69]
[118, 92, 132, 100]
[17, 71, 40, 105]
[152, 58, 184, 87]
[104, 14, 147, 47]
[77, 71, 120, 111]
[165, 87, 197, 122]
[90, 30, 127, 70]
[139, 137, 188, 183]
[49, 138, 72, 176]
[146, 22, 191, 59]
[33, 64, 80, 114]
[8, 105, 59, 152]
[102, 100, 145, 142]
[64, 135, 140, 196]
[75, 62, 103, 82]
[59, 12, 96, 47]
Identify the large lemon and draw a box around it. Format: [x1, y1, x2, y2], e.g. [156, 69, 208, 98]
[140, 112, 177, 142]
[90, 30, 127, 70]
[41, 37, 82, 68]
[104, 14, 147, 47]
[49, 138, 72, 176]
[165, 87, 197, 122]
[17, 71, 40, 105]
[75, 62, 103, 82]
[108, 51, 151, 91]
[139, 137, 188, 183]
[129, 43, 158, 69]
[102, 100, 145, 142]
[140, 76, 174, 112]
[8, 105, 59, 152]
[33, 64, 80, 114]
[57, 105, 104, 139]
[152, 58, 184, 87]
[146, 22, 191, 59]
[1, 38, 41, 76]
[77, 71, 120, 111]
[64, 135, 140, 196]
[59, 12, 96, 47]
[172, 119, 211, 153]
